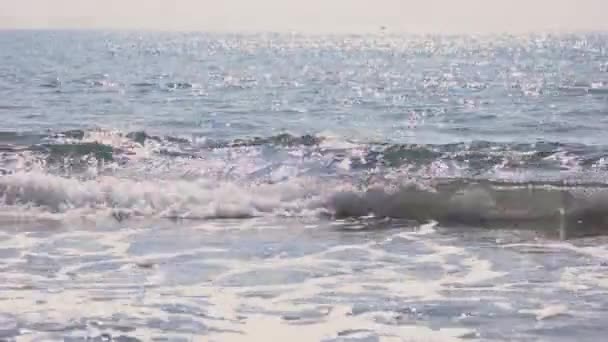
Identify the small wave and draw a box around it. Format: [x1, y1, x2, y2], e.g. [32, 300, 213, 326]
[0, 105, 34, 110]
[76, 130, 325, 149]
[51, 130, 322, 149]
[131, 82, 157, 87]
[557, 86, 589, 96]
[588, 87, 608, 95]
[125, 131, 163, 145]
[199, 133, 324, 149]
[39, 78, 62, 88]
[164, 82, 194, 90]
[0, 132, 47, 145]
[52, 129, 86, 140]
[557, 85, 608, 95]
[41, 142, 114, 162]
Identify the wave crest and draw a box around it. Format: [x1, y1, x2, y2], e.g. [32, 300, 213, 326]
[0, 172, 322, 220]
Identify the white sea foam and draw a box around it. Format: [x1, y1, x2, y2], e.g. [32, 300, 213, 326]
[0, 171, 325, 220]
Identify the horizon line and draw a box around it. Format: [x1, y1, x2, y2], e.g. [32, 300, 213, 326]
[1, 26, 608, 37]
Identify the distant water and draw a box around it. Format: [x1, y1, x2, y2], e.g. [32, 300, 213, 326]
[1, 30, 608, 341]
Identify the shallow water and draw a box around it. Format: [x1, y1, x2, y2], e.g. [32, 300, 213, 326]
[3, 219, 608, 341]
[1, 31, 608, 341]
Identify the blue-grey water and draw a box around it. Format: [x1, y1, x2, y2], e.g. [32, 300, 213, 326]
[1, 30, 608, 341]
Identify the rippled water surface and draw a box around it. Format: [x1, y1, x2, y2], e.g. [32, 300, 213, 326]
[1, 30, 608, 341]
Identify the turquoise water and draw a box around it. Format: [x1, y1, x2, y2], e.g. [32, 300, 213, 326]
[1, 30, 608, 341]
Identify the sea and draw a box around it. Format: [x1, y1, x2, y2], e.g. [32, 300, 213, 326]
[1, 30, 608, 341]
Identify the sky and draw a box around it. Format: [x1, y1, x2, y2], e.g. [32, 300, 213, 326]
[0, 0, 607, 34]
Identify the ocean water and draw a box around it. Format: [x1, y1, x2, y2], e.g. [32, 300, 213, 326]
[1, 30, 608, 341]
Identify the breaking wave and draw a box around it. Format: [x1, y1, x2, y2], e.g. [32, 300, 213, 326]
[1, 128, 608, 231]
[0, 171, 326, 220]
